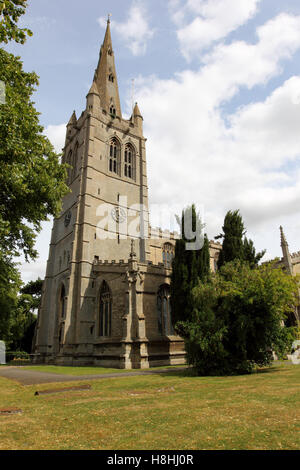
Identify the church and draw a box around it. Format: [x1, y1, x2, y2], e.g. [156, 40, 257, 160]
[33, 19, 299, 368]
[33, 19, 222, 368]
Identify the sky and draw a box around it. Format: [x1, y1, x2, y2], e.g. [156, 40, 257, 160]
[5, 0, 300, 283]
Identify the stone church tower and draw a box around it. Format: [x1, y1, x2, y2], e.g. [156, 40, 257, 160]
[34, 20, 221, 368]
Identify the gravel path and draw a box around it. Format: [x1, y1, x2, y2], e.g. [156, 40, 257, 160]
[0, 366, 188, 385]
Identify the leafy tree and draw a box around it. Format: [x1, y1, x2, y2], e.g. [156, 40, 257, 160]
[216, 210, 265, 269]
[0, 0, 32, 44]
[180, 261, 299, 375]
[0, 254, 21, 345]
[0, 49, 68, 261]
[9, 278, 43, 352]
[0, 1, 68, 344]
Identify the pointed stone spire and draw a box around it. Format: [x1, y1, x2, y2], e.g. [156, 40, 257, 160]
[130, 239, 137, 259]
[66, 111, 77, 143]
[280, 226, 293, 274]
[67, 110, 77, 127]
[128, 239, 138, 271]
[86, 80, 100, 112]
[132, 102, 143, 132]
[87, 81, 99, 97]
[133, 102, 142, 118]
[94, 17, 122, 118]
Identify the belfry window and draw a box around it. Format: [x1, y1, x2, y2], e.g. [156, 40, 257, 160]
[109, 138, 119, 174]
[66, 150, 72, 184]
[110, 105, 116, 117]
[99, 281, 112, 337]
[72, 142, 79, 180]
[59, 284, 66, 318]
[108, 73, 114, 83]
[162, 243, 174, 268]
[157, 284, 174, 336]
[124, 144, 135, 179]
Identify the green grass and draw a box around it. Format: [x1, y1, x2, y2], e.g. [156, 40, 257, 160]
[22, 364, 186, 375]
[0, 362, 299, 450]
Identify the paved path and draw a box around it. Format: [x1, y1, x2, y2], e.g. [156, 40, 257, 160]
[0, 366, 189, 386]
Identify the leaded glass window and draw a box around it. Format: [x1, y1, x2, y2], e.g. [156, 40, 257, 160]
[109, 138, 119, 174]
[157, 285, 174, 335]
[99, 281, 112, 337]
[124, 144, 135, 179]
[163, 243, 174, 268]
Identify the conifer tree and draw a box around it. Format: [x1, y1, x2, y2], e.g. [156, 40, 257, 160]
[216, 210, 265, 269]
[170, 204, 207, 330]
[198, 234, 210, 282]
[243, 237, 266, 267]
[216, 210, 245, 269]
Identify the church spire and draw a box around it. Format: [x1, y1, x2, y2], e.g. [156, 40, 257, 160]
[280, 226, 293, 274]
[93, 16, 122, 118]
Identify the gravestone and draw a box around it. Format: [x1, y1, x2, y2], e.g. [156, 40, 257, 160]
[0, 341, 6, 364]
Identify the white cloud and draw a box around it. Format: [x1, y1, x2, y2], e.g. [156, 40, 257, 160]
[169, 0, 261, 60]
[44, 123, 66, 153]
[98, 1, 154, 56]
[134, 13, 300, 260]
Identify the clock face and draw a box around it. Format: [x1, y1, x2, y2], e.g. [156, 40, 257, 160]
[64, 210, 72, 227]
[111, 206, 126, 223]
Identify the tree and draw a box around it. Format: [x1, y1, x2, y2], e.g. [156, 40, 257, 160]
[0, 254, 21, 345]
[180, 261, 299, 375]
[0, 49, 68, 261]
[216, 210, 265, 269]
[216, 210, 245, 269]
[9, 278, 43, 352]
[198, 234, 210, 282]
[0, 0, 32, 44]
[243, 236, 266, 268]
[170, 205, 207, 329]
[0, 1, 68, 344]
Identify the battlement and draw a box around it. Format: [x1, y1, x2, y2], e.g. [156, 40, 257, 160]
[291, 251, 300, 261]
[149, 226, 180, 241]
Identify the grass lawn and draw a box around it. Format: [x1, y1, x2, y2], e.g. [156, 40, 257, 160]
[21, 364, 186, 375]
[0, 362, 299, 450]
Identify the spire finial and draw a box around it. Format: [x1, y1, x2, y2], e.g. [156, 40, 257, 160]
[130, 239, 137, 259]
[280, 226, 288, 247]
[108, 13, 112, 23]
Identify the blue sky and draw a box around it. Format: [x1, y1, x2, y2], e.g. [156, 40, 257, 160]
[4, 0, 300, 282]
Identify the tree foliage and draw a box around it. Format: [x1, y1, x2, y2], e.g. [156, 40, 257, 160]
[216, 210, 265, 269]
[0, 254, 21, 344]
[0, 49, 68, 261]
[0, 1, 67, 346]
[9, 278, 43, 352]
[0, 0, 32, 44]
[180, 261, 299, 375]
[170, 205, 209, 328]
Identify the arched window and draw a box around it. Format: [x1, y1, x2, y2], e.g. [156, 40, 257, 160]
[124, 144, 135, 179]
[109, 138, 119, 174]
[108, 73, 114, 83]
[59, 284, 66, 319]
[72, 142, 79, 180]
[99, 281, 112, 337]
[109, 105, 116, 117]
[163, 243, 174, 268]
[67, 150, 72, 184]
[157, 284, 174, 336]
[58, 325, 64, 349]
